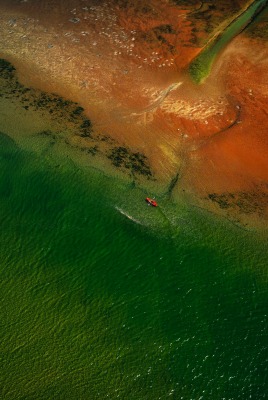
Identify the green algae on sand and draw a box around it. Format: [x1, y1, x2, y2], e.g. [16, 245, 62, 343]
[189, 0, 268, 83]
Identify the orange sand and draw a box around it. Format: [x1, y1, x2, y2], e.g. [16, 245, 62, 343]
[0, 0, 267, 226]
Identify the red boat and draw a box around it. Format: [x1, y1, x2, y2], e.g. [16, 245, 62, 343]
[145, 197, 158, 207]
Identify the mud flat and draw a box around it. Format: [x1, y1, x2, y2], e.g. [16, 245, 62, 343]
[0, 0, 268, 229]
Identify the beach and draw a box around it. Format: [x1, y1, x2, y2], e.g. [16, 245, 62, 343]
[0, 2, 268, 398]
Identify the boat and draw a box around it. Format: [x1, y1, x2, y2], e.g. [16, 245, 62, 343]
[145, 197, 158, 207]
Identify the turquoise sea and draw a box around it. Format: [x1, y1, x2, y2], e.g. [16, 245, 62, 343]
[0, 130, 267, 400]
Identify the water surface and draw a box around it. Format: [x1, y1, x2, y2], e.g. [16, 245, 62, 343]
[0, 132, 267, 399]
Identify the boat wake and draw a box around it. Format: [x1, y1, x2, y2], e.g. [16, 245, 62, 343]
[115, 206, 143, 225]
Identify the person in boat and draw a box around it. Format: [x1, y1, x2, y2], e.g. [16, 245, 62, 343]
[145, 197, 158, 207]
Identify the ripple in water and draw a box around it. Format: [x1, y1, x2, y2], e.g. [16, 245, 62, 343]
[0, 132, 267, 399]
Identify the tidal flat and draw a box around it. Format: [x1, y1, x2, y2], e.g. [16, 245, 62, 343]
[0, 1, 267, 399]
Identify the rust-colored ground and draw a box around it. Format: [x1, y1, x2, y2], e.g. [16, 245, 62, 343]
[0, 0, 267, 227]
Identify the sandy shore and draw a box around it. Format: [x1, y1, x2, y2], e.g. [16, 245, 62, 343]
[0, 0, 267, 228]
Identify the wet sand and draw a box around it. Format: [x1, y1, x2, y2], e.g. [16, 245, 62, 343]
[0, 0, 267, 228]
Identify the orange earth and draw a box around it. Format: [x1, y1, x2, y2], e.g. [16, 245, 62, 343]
[0, 0, 267, 228]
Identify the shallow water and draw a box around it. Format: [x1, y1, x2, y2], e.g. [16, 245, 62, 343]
[0, 131, 267, 399]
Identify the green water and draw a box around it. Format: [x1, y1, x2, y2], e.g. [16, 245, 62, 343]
[189, 0, 268, 83]
[0, 131, 267, 399]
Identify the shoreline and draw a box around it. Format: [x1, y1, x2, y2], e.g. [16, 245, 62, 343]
[0, 56, 268, 233]
[0, 0, 268, 230]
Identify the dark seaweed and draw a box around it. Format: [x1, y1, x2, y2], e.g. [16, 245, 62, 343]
[72, 106, 84, 116]
[166, 173, 180, 198]
[108, 146, 152, 177]
[0, 59, 16, 79]
[208, 190, 268, 216]
[154, 24, 176, 34]
[0, 57, 154, 178]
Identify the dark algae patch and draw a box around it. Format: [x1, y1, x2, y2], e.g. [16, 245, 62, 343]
[71, 106, 84, 117]
[0, 58, 154, 179]
[108, 146, 152, 177]
[166, 172, 180, 199]
[0, 59, 92, 130]
[208, 188, 268, 217]
[38, 130, 58, 145]
[0, 59, 16, 80]
[79, 119, 93, 138]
